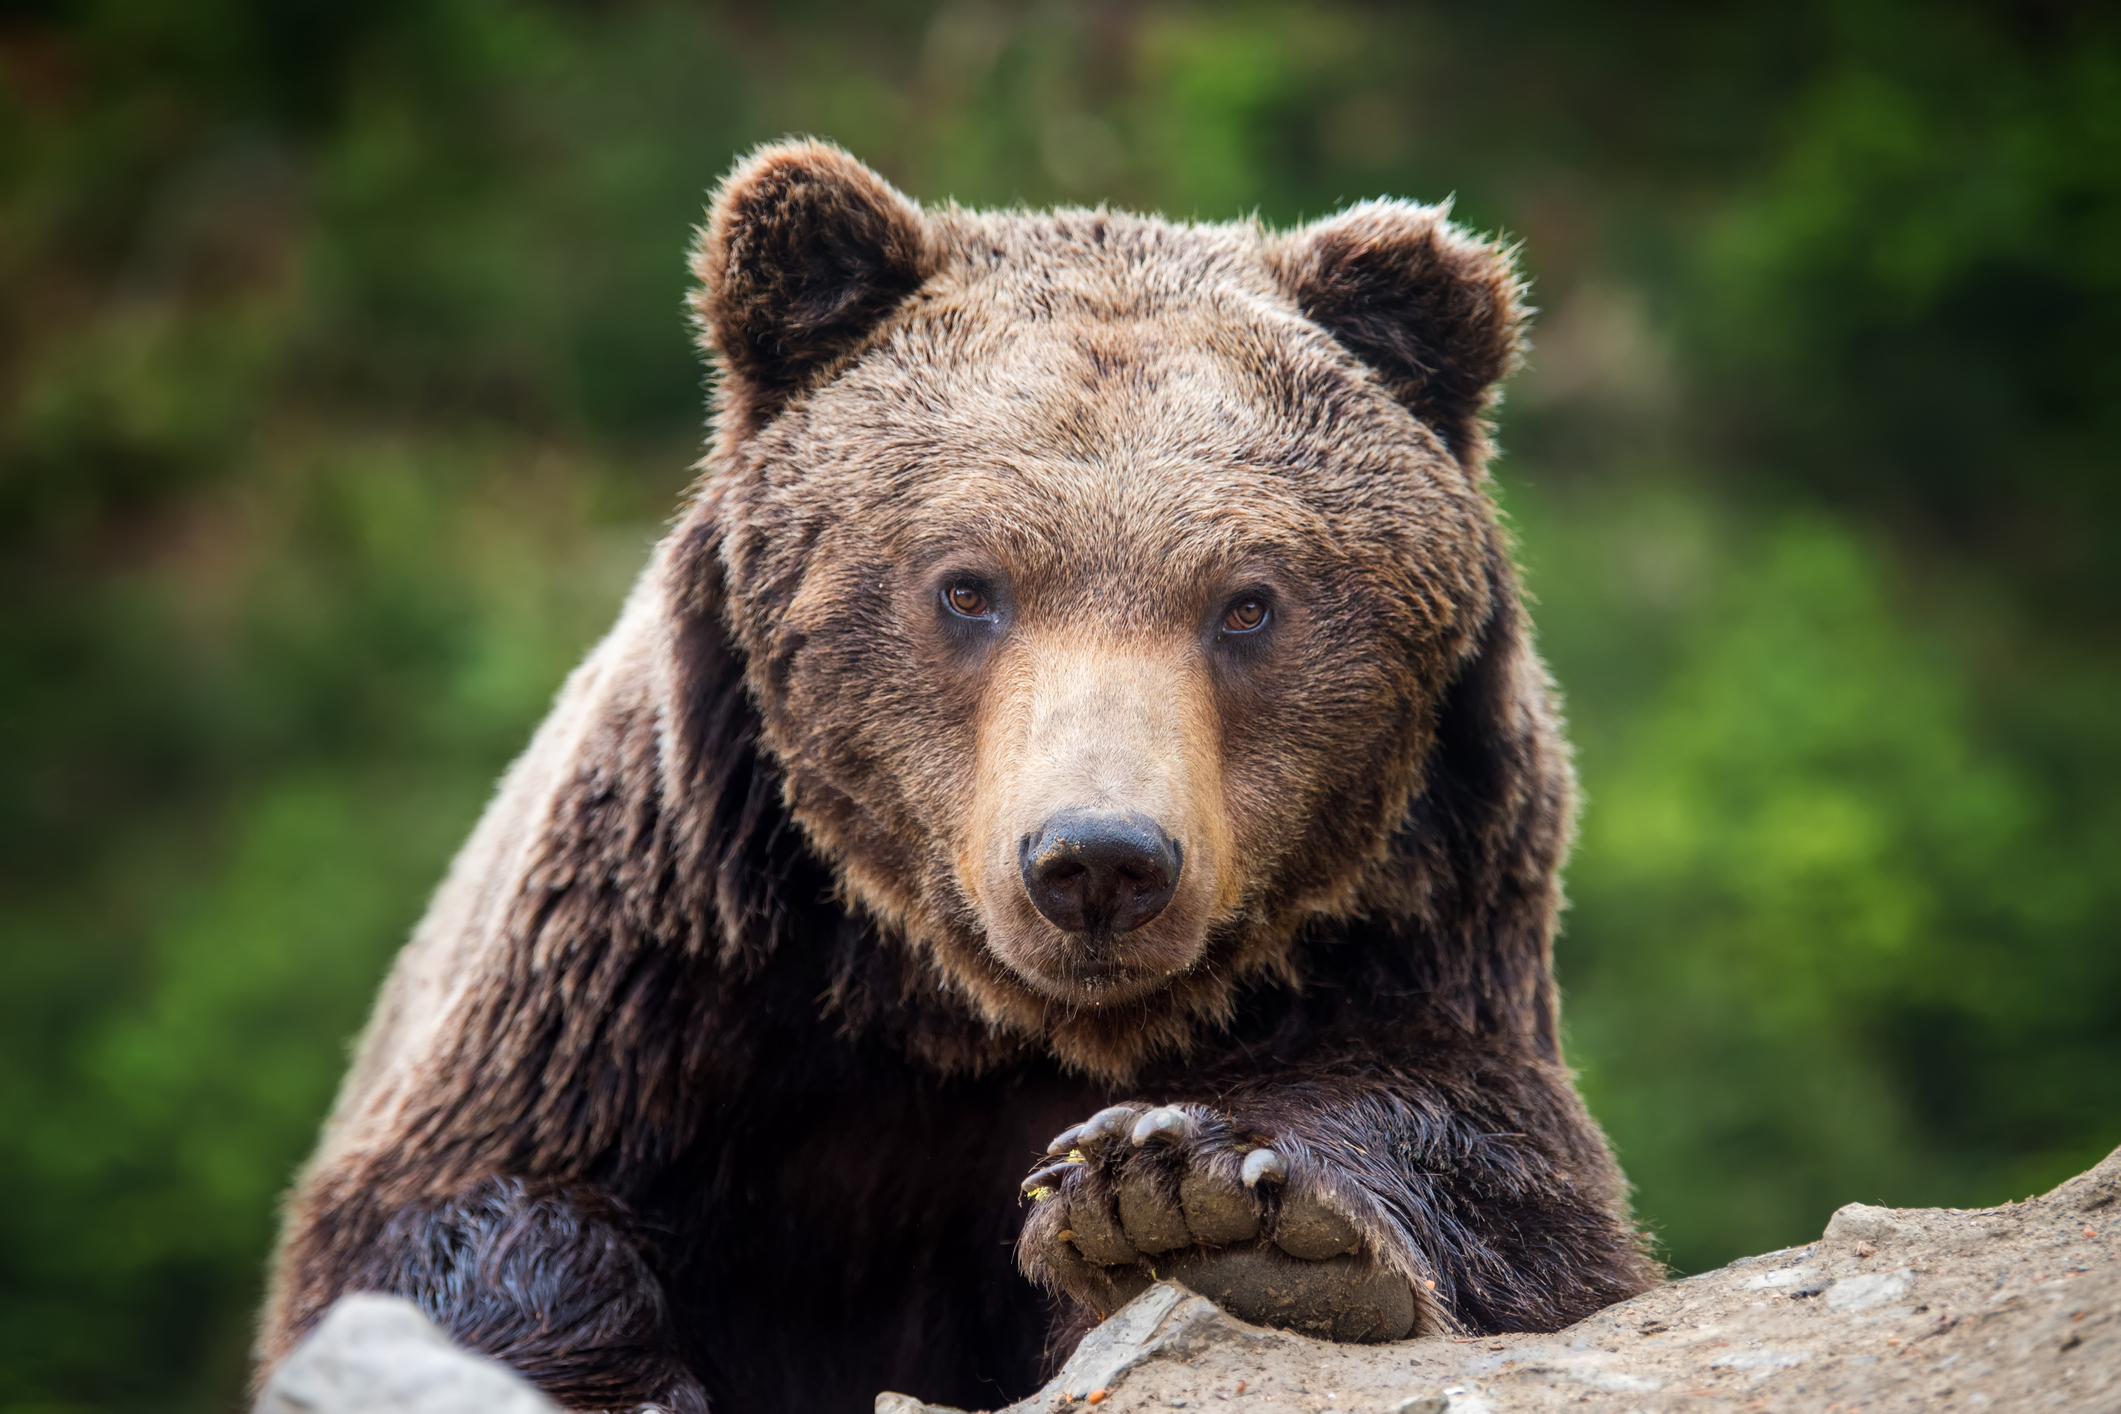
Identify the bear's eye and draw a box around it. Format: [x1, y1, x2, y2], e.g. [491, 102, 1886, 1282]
[1222, 597, 1269, 634]
[943, 584, 994, 619]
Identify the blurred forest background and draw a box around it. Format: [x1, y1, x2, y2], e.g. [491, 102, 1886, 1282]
[2, 0, 2117, 1408]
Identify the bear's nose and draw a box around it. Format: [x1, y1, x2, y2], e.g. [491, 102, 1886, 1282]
[1019, 810, 1183, 935]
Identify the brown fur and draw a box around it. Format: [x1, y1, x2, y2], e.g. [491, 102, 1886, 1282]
[258, 140, 1656, 1414]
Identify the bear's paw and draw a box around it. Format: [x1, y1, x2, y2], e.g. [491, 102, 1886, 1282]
[1017, 1104, 1435, 1344]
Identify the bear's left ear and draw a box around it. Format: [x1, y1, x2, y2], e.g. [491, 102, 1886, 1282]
[1270, 201, 1528, 467]
[691, 139, 935, 430]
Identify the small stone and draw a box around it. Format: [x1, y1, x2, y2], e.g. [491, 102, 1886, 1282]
[1826, 1203, 1917, 1245]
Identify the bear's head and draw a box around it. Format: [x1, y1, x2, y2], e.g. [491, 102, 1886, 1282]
[667, 141, 1565, 1079]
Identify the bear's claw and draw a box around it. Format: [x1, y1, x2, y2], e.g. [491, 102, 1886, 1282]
[1078, 1105, 1142, 1145]
[1019, 1102, 1428, 1342]
[1130, 1106, 1192, 1146]
[1241, 1146, 1289, 1188]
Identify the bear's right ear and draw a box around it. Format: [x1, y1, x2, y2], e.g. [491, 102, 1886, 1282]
[1270, 201, 1527, 469]
[691, 140, 934, 430]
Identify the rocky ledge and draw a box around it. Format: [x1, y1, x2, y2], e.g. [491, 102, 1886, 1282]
[261, 1146, 2117, 1414]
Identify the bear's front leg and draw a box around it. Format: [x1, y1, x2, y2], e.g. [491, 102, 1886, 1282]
[1016, 1065, 1653, 1342]
[274, 1176, 706, 1414]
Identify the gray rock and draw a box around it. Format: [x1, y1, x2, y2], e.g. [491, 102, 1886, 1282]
[874, 1282, 1263, 1414]
[1046, 1281, 1196, 1398]
[254, 1294, 558, 1414]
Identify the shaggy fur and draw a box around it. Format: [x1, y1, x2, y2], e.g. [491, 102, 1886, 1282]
[258, 140, 1657, 1414]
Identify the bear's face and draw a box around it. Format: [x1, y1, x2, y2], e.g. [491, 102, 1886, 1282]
[692, 144, 1528, 1074]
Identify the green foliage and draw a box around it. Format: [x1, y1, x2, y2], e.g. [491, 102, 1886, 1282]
[1, 2, 2115, 1407]
[1523, 499, 2121, 1271]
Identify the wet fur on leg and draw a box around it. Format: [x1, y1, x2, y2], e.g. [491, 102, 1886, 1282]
[303, 1179, 705, 1413]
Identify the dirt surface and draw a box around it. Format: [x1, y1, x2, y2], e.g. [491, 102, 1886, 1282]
[884, 1145, 2120, 1414]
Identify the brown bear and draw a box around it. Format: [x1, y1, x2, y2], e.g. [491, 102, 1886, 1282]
[258, 139, 1658, 1414]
